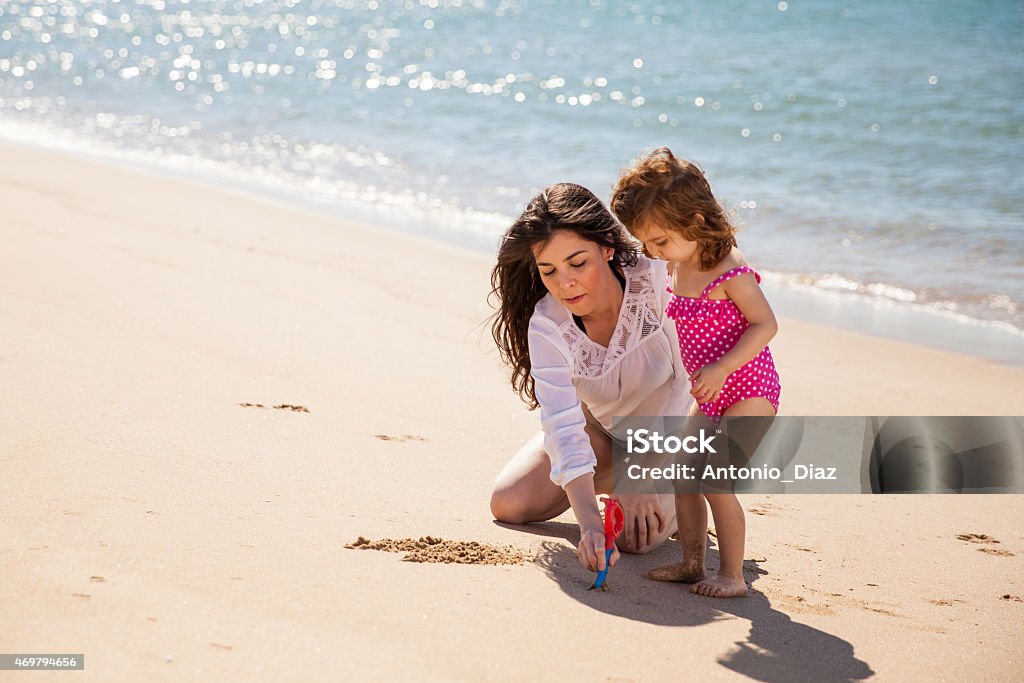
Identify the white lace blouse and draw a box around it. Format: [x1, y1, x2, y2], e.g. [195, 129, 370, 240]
[527, 254, 694, 487]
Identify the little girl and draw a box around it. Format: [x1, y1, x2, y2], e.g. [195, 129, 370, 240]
[610, 147, 782, 598]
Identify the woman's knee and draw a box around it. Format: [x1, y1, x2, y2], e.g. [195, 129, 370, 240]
[489, 486, 529, 524]
[490, 480, 568, 524]
[617, 513, 678, 554]
[490, 437, 568, 524]
[618, 539, 654, 555]
[618, 528, 673, 555]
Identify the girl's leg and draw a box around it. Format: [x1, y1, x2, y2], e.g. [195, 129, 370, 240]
[648, 405, 715, 580]
[691, 397, 774, 597]
[647, 493, 708, 582]
[693, 493, 746, 597]
[720, 397, 776, 418]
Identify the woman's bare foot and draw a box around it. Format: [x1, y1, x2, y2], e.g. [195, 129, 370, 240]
[690, 573, 747, 597]
[647, 562, 707, 583]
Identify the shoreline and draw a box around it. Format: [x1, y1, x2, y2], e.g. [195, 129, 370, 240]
[0, 120, 1020, 367]
[3, 141, 1023, 681]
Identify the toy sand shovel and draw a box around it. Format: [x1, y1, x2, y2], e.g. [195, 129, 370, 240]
[589, 497, 624, 591]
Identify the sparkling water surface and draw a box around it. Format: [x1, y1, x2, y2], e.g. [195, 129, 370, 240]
[2, 1, 1022, 360]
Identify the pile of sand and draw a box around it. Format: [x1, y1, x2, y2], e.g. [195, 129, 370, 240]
[345, 536, 527, 565]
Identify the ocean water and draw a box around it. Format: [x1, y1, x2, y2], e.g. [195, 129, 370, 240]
[2, 0, 1022, 362]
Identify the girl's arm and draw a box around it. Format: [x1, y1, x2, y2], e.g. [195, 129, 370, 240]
[691, 273, 778, 402]
[719, 272, 778, 372]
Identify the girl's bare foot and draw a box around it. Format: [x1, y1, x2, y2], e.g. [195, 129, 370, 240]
[647, 562, 707, 583]
[690, 573, 747, 597]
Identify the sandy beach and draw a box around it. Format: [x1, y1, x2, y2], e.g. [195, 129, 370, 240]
[2, 142, 1023, 681]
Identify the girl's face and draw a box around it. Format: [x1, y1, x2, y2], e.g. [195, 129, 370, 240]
[531, 230, 615, 316]
[633, 221, 699, 263]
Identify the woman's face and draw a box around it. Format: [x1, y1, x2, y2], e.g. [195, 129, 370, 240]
[531, 230, 615, 317]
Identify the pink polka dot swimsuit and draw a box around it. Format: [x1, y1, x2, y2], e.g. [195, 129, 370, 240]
[665, 266, 781, 421]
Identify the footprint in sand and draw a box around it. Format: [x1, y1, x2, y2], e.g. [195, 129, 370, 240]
[760, 587, 837, 616]
[374, 434, 427, 442]
[748, 501, 788, 516]
[928, 598, 964, 607]
[955, 534, 1014, 556]
[955, 533, 999, 544]
[784, 543, 815, 553]
[768, 584, 908, 620]
[345, 536, 525, 565]
[239, 402, 310, 412]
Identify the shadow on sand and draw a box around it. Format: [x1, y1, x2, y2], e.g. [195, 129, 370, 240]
[495, 519, 874, 683]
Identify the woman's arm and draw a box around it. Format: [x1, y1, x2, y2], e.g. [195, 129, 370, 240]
[528, 319, 617, 570]
[563, 473, 618, 571]
[527, 319, 599, 487]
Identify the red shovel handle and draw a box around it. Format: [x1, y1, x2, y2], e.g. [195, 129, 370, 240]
[600, 497, 624, 545]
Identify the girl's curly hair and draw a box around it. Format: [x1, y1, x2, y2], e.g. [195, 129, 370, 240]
[610, 147, 736, 270]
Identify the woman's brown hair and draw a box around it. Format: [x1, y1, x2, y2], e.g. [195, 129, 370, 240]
[610, 147, 736, 270]
[489, 183, 639, 409]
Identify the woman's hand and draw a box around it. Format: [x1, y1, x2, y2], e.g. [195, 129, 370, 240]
[577, 524, 620, 572]
[564, 474, 620, 573]
[616, 492, 668, 553]
[690, 362, 728, 404]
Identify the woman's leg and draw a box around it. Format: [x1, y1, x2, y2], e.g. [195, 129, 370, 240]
[614, 490, 679, 555]
[592, 436, 678, 555]
[491, 424, 678, 554]
[490, 431, 567, 524]
[490, 422, 611, 524]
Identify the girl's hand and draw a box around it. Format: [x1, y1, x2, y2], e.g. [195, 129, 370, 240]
[616, 492, 668, 553]
[577, 525, 620, 572]
[690, 362, 728, 404]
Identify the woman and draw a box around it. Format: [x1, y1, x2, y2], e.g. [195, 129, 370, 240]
[488, 183, 695, 573]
